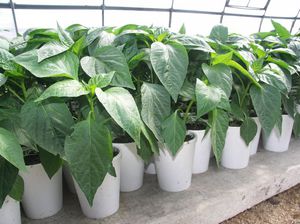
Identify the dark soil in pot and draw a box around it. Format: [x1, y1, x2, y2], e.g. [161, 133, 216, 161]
[113, 134, 134, 144]
[187, 122, 207, 130]
[24, 153, 40, 166]
[185, 133, 195, 142]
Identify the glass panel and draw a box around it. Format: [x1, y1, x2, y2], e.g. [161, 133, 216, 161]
[292, 20, 300, 34]
[228, 0, 249, 7]
[225, 7, 264, 16]
[173, 0, 226, 12]
[105, 10, 169, 27]
[248, 0, 268, 8]
[260, 19, 293, 32]
[265, 0, 299, 17]
[16, 9, 102, 33]
[14, 0, 100, 5]
[105, 0, 172, 8]
[0, 8, 16, 38]
[171, 13, 221, 36]
[222, 16, 261, 35]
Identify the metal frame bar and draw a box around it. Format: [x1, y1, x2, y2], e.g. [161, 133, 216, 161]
[290, 9, 300, 33]
[9, 0, 18, 35]
[258, 0, 271, 32]
[102, 0, 105, 26]
[168, 0, 174, 28]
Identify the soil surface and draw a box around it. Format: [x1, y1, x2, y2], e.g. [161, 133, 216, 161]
[223, 184, 300, 224]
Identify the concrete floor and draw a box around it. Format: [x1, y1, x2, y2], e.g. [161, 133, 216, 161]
[23, 139, 300, 224]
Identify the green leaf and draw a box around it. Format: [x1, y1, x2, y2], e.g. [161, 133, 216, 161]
[80, 46, 134, 89]
[0, 48, 18, 71]
[95, 87, 142, 146]
[240, 117, 257, 145]
[14, 50, 79, 79]
[258, 68, 289, 93]
[0, 128, 26, 171]
[250, 84, 281, 135]
[171, 35, 214, 52]
[150, 41, 188, 101]
[179, 24, 186, 34]
[0, 38, 9, 50]
[138, 125, 158, 163]
[57, 23, 74, 47]
[212, 52, 233, 65]
[141, 83, 171, 143]
[21, 101, 74, 155]
[268, 48, 296, 57]
[65, 116, 113, 206]
[0, 73, 7, 87]
[195, 79, 223, 117]
[210, 109, 229, 166]
[293, 113, 300, 137]
[271, 20, 291, 40]
[0, 157, 18, 207]
[39, 147, 62, 179]
[202, 63, 232, 97]
[9, 175, 24, 202]
[36, 80, 89, 102]
[88, 71, 115, 89]
[210, 25, 228, 43]
[37, 41, 69, 62]
[162, 111, 186, 156]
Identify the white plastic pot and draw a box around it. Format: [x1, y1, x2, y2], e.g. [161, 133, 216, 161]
[221, 127, 250, 169]
[75, 151, 121, 219]
[249, 117, 262, 156]
[297, 104, 300, 114]
[154, 133, 196, 192]
[0, 197, 21, 224]
[63, 165, 76, 194]
[113, 142, 144, 192]
[20, 164, 63, 219]
[145, 161, 156, 175]
[192, 129, 211, 174]
[263, 114, 294, 152]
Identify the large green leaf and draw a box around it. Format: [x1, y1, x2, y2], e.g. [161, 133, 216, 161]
[95, 87, 142, 146]
[9, 175, 24, 202]
[57, 23, 74, 47]
[171, 35, 214, 52]
[250, 84, 281, 135]
[162, 111, 186, 156]
[36, 80, 89, 102]
[240, 117, 258, 145]
[0, 128, 26, 171]
[210, 25, 228, 43]
[88, 71, 115, 89]
[150, 41, 188, 101]
[39, 147, 62, 179]
[0, 38, 9, 50]
[210, 109, 229, 166]
[65, 116, 113, 206]
[195, 79, 223, 117]
[0, 157, 18, 207]
[14, 50, 79, 79]
[141, 83, 171, 143]
[202, 63, 232, 97]
[0, 73, 7, 87]
[257, 68, 289, 93]
[21, 101, 74, 155]
[37, 41, 69, 62]
[0, 48, 18, 71]
[80, 46, 134, 89]
[271, 20, 291, 40]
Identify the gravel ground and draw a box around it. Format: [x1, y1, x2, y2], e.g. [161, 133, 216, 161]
[223, 184, 300, 224]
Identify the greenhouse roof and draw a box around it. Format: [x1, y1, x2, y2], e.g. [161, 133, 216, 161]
[0, 0, 300, 37]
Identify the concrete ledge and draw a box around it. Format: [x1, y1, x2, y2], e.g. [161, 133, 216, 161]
[23, 139, 300, 224]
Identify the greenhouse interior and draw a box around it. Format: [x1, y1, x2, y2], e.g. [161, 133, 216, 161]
[0, 0, 300, 224]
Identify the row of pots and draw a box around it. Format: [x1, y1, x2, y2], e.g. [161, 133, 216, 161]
[0, 114, 294, 223]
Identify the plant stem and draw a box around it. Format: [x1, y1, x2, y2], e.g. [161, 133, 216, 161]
[184, 100, 194, 123]
[241, 83, 251, 108]
[6, 86, 25, 103]
[21, 81, 27, 100]
[88, 96, 95, 120]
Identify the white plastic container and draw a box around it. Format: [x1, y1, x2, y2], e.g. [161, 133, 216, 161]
[20, 164, 63, 219]
[249, 117, 262, 156]
[154, 133, 196, 192]
[263, 114, 294, 152]
[221, 126, 250, 169]
[113, 142, 144, 192]
[0, 197, 21, 224]
[145, 161, 156, 174]
[192, 129, 211, 174]
[75, 151, 121, 219]
[296, 104, 300, 114]
[63, 165, 76, 194]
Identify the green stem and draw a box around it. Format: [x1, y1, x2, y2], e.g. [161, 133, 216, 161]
[184, 100, 194, 123]
[241, 83, 251, 108]
[21, 81, 27, 100]
[6, 86, 25, 103]
[88, 96, 95, 120]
